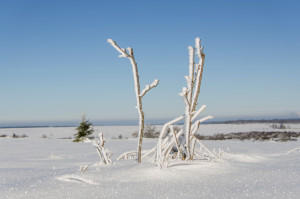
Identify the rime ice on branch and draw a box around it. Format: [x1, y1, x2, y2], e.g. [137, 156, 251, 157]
[108, 39, 159, 163]
[140, 37, 216, 168]
[92, 133, 113, 165]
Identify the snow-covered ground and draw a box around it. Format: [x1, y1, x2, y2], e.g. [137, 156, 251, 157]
[1, 123, 300, 198]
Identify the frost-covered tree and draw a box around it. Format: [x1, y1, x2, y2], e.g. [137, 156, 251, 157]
[140, 38, 217, 168]
[179, 37, 206, 159]
[73, 115, 94, 142]
[108, 39, 159, 163]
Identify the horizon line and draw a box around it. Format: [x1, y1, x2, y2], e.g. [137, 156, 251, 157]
[1, 117, 300, 128]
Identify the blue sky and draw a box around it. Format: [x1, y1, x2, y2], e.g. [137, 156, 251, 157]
[0, 0, 299, 125]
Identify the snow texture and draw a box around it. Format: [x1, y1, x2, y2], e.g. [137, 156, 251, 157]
[1, 124, 300, 198]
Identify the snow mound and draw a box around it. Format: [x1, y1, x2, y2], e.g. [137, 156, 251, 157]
[56, 175, 99, 185]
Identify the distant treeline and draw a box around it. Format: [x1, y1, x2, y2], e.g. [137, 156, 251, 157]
[208, 118, 300, 124]
[196, 131, 300, 142]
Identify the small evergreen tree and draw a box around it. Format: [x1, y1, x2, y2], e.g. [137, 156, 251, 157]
[73, 115, 94, 142]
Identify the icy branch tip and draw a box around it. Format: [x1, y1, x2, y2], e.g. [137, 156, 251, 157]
[206, 115, 214, 120]
[107, 39, 114, 44]
[152, 79, 159, 85]
[195, 37, 201, 50]
[200, 104, 206, 108]
[140, 79, 160, 97]
[199, 115, 214, 123]
[179, 87, 188, 96]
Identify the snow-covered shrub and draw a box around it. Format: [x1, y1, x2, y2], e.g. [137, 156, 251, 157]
[12, 133, 28, 138]
[131, 131, 138, 138]
[73, 115, 94, 142]
[132, 125, 160, 138]
[134, 37, 217, 168]
[92, 133, 113, 164]
[58, 137, 72, 140]
[270, 123, 289, 129]
[155, 37, 216, 166]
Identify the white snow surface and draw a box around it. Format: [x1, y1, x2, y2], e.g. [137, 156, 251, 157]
[1, 123, 300, 198]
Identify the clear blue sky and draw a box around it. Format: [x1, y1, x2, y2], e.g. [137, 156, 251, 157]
[0, 0, 299, 125]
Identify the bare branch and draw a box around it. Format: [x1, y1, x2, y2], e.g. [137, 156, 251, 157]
[140, 79, 159, 98]
[92, 133, 112, 164]
[191, 105, 206, 121]
[195, 37, 201, 58]
[179, 87, 190, 106]
[188, 46, 195, 103]
[107, 39, 129, 58]
[108, 39, 159, 163]
[191, 37, 205, 112]
[170, 126, 182, 159]
[191, 115, 213, 136]
[194, 137, 217, 159]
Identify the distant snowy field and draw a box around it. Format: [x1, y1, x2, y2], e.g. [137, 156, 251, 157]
[1, 123, 300, 198]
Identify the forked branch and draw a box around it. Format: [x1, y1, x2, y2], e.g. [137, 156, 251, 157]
[108, 39, 159, 163]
